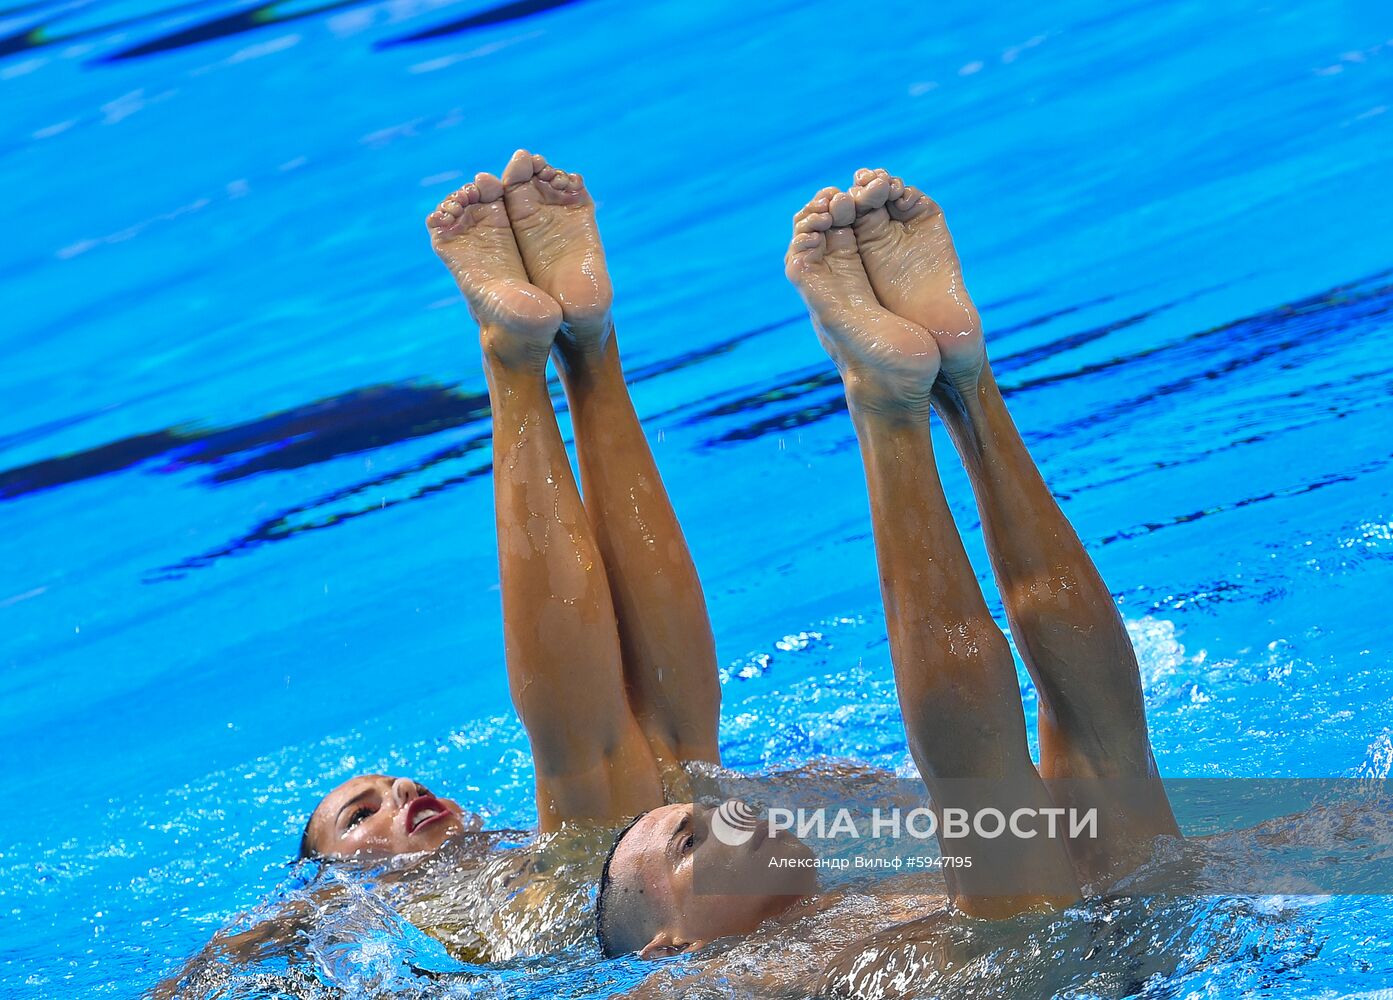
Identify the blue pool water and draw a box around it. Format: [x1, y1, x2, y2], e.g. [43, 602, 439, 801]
[3, 0, 1393, 994]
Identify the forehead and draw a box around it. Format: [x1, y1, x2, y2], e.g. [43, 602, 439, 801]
[618, 804, 687, 875]
[316, 774, 391, 818]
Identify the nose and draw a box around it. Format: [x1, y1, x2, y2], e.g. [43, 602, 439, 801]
[389, 777, 421, 807]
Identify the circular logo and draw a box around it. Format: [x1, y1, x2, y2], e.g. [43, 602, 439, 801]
[710, 798, 761, 846]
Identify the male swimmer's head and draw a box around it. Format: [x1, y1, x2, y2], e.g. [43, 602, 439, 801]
[595, 802, 817, 958]
[299, 774, 469, 860]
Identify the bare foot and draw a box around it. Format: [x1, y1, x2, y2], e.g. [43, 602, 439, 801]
[427, 172, 561, 370]
[785, 187, 941, 415]
[847, 168, 986, 391]
[500, 149, 613, 357]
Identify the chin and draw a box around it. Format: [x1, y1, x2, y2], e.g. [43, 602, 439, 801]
[430, 815, 469, 845]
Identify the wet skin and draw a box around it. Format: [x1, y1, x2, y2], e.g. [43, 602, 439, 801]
[171, 154, 1184, 997]
[303, 774, 472, 860]
[606, 802, 819, 957]
[427, 151, 720, 829]
[416, 153, 1173, 966]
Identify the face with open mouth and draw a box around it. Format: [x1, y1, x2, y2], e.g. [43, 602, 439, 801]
[302, 774, 472, 860]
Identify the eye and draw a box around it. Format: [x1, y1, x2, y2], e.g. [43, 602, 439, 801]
[344, 806, 375, 831]
[681, 833, 696, 854]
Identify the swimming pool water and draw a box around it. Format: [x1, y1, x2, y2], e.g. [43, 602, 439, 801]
[2, 0, 1393, 995]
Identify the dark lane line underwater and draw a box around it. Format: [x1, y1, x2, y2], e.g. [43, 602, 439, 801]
[7, 270, 1385, 583]
[2, 0, 586, 61]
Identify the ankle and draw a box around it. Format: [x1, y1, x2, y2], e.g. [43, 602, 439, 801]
[480, 323, 554, 375]
[943, 355, 991, 396]
[933, 364, 1000, 422]
[843, 371, 934, 425]
[553, 326, 620, 379]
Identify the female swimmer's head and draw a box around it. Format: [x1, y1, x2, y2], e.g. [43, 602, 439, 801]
[298, 774, 470, 861]
[594, 802, 818, 958]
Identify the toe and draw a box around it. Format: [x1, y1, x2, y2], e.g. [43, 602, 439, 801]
[548, 172, 569, 191]
[460, 184, 479, 205]
[502, 149, 536, 185]
[887, 175, 906, 200]
[794, 195, 830, 222]
[475, 173, 505, 201]
[828, 192, 855, 227]
[785, 231, 826, 276]
[429, 194, 469, 234]
[853, 168, 875, 186]
[888, 185, 925, 220]
[902, 186, 941, 216]
[851, 177, 890, 214]
[795, 211, 833, 234]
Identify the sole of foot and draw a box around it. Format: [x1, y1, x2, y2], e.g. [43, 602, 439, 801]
[785, 187, 941, 415]
[501, 149, 614, 357]
[427, 172, 562, 370]
[846, 168, 986, 391]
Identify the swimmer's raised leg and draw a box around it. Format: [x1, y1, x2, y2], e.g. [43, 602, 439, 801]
[500, 150, 721, 771]
[428, 176, 662, 829]
[847, 169, 1178, 883]
[785, 190, 1080, 917]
